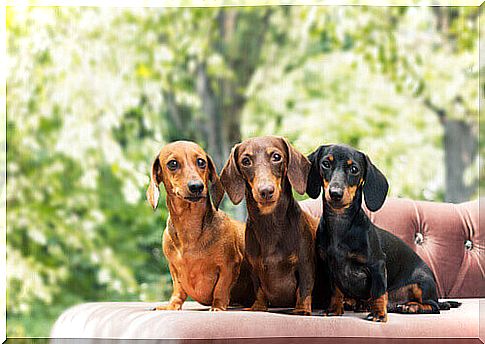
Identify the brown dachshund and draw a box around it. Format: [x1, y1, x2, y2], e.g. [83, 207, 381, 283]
[220, 136, 318, 315]
[146, 141, 254, 311]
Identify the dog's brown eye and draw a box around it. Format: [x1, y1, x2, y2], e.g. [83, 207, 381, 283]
[196, 158, 206, 169]
[350, 165, 359, 174]
[322, 160, 331, 169]
[241, 157, 251, 166]
[167, 160, 178, 171]
[272, 153, 282, 162]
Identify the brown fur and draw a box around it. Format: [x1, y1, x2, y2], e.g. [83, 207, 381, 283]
[389, 284, 421, 302]
[147, 141, 253, 311]
[368, 292, 388, 322]
[398, 301, 434, 313]
[323, 180, 358, 213]
[325, 287, 345, 316]
[323, 182, 357, 214]
[388, 283, 434, 313]
[221, 136, 318, 315]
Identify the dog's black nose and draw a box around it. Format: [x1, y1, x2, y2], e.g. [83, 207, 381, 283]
[259, 185, 275, 201]
[329, 187, 344, 201]
[188, 180, 204, 194]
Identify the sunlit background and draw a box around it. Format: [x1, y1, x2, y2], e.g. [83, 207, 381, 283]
[6, 6, 482, 336]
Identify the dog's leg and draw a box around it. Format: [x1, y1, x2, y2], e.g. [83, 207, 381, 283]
[293, 260, 315, 315]
[366, 292, 388, 322]
[369, 260, 387, 300]
[366, 259, 388, 322]
[293, 231, 315, 316]
[250, 285, 268, 312]
[324, 286, 345, 316]
[387, 283, 441, 314]
[210, 264, 239, 311]
[154, 264, 187, 311]
[294, 284, 313, 316]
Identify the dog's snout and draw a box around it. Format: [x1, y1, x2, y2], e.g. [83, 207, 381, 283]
[188, 180, 204, 194]
[259, 185, 275, 201]
[329, 186, 344, 201]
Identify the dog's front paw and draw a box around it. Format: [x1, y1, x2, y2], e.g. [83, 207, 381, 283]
[327, 310, 344, 316]
[209, 306, 226, 312]
[250, 302, 268, 312]
[365, 312, 387, 322]
[210, 300, 227, 312]
[152, 303, 182, 311]
[292, 308, 312, 316]
[323, 305, 344, 316]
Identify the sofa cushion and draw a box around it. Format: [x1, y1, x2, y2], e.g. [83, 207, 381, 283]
[299, 198, 483, 298]
[50, 300, 480, 340]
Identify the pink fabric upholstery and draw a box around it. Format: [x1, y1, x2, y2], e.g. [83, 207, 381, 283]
[299, 197, 483, 298]
[51, 300, 480, 340]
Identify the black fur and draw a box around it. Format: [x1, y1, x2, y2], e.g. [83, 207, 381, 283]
[307, 144, 460, 320]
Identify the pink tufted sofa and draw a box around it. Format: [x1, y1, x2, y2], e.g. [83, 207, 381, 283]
[300, 197, 483, 299]
[51, 198, 483, 343]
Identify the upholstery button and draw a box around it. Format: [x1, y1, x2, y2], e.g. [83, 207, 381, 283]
[465, 240, 473, 250]
[415, 233, 424, 245]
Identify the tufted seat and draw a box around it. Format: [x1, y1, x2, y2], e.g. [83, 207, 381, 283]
[51, 198, 483, 342]
[299, 197, 483, 298]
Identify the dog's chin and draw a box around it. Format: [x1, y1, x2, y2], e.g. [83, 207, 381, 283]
[254, 198, 278, 214]
[183, 195, 207, 203]
[325, 198, 350, 212]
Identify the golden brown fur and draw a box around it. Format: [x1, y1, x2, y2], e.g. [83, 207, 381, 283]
[147, 141, 253, 311]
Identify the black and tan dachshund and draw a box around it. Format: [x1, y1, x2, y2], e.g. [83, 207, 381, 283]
[306, 144, 460, 322]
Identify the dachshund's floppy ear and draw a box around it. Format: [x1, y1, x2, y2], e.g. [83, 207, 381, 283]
[146, 155, 163, 209]
[281, 137, 311, 195]
[207, 154, 224, 210]
[220, 144, 245, 205]
[306, 146, 327, 199]
[363, 154, 389, 212]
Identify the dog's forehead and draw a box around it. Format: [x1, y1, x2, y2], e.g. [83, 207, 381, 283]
[159, 141, 205, 161]
[326, 145, 363, 163]
[239, 136, 286, 155]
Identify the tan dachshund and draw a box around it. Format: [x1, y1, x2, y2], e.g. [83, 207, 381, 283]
[220, 136, 318, 315]
[147, 141, 254, 311]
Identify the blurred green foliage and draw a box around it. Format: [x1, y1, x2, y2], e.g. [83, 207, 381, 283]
[6, 6, 480, 337]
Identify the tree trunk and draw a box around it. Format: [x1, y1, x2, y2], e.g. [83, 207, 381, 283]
[443, 118, 477, 203]
[195, 62, 225, 170]
[423, 98, 477, 203]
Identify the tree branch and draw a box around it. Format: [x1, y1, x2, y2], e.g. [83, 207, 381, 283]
[423, 98, 447, 124]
